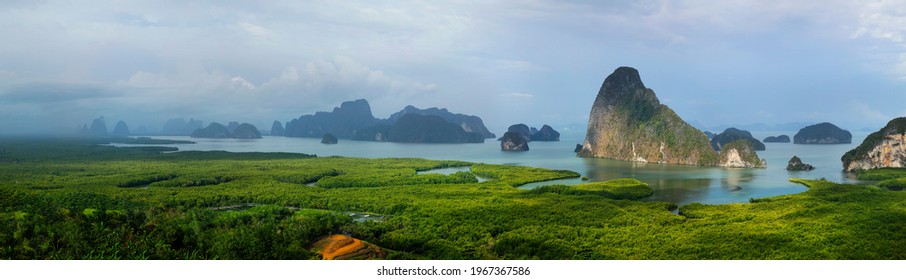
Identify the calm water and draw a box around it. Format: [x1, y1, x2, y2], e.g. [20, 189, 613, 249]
[121, 131, 869, 206]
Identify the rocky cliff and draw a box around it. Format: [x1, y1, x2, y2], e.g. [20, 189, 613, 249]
[386, 114, 484, 143]
[718, 140, 767, 168]
[763, 135, 790, 143]
[270, 121, 285, 136]
[842, 117, 906, 171]
[578, 67, 718, 166]
[112, 120, 130, 137]
[87, 116, 108, 136]
[787, 156, 814, 171]
[232, 123, 262, 139]
[503, 124, 532, 141]
[500, 131, 529, 151]
[285, 99, 376, 139]
[321, 133, 338, 144]
[386, 105, 496, 138]
[710, 128, 765, 151]
[191, 122, 230, 138]
[530, 125, 560, 141]
[794, 122, 851, 144]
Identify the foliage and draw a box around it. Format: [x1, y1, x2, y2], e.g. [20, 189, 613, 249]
[877, 178, 906, 191]
[530, 178, 655, 200]
[469, 164, 580, 187]
[793, 122, 852, 144]
[3, 138, 906, 260]
[710, 128, 765, 151]
[855, 168, 906, 181]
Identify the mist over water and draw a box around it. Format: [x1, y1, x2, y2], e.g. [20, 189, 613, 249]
[120, 130, 870, 206]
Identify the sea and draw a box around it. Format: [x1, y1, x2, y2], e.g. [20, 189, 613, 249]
[115, 131, 870, 206]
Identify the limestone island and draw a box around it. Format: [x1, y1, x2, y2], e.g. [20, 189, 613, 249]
[842, 117, 906, 171]
[793, 122, 851, 144]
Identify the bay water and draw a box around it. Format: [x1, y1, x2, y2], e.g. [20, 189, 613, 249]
[123, 131, 869, 206]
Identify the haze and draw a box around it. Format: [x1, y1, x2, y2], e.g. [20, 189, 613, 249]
[1, 1, 905, 135]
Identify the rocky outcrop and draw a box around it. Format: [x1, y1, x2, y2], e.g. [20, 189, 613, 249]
[500, 131, 529, 151]
[86, 116, 108, 136]
[786, 156, 814, 171]
[794, 122, 851, 144]
[718, 140, 766, 168]
[232, 123, 262, 139]
[285, 99, 377, 139]
[111, 120, 130, 136]
[763, 135, 791, 143]
[530, 125, 560, 141]
[321, 133, 338, 144]
[385, 114, 484, 143]
[191, 122, 261, 139]
[504, 124, 532, 141]
[352, 125, 392, 142]
[270, 121, 285, 136]
[226, 121, 240, 134]
[191, 122, 230, 138]
[710, 128, 765, 151]
[386, 105, 496, 138]
[574, 144, 583, 153]
[578, 67, 719, 166]
[842, 117, 906, 171]
[704, 131, 715, 140]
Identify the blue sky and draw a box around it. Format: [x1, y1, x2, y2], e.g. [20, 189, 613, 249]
[1, 1, 905, 134]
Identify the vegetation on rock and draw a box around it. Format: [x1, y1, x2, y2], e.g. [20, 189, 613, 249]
[842, 117, 906, 171]
[321, 133, 338, 144]
[786, 156, 814, 171]
[579, 67, 718, 166]
[794, 122, 851, 144]
[500, 131, 529, 151]
[710, 128, 765, 151]
[717, 140, 766, 168]
[763, 135, 790, 143]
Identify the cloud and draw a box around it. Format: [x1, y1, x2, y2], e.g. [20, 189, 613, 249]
[850, 0, 906, 78]
[0, 82, 120, 103]
[503, 92, 534, 99]
[850, 100, 890, 122]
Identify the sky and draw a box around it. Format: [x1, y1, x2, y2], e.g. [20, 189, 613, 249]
[1, 0, 906, 135]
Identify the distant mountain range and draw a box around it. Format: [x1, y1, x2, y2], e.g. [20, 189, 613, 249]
[690, 121, 818, 132]
[282, 99, 493, 143]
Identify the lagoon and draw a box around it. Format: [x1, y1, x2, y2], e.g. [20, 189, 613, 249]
[122, 130, 869, 206]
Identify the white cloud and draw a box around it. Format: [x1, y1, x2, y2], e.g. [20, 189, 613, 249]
[504, 92, 534, 99]
[850, 100, 890, 122]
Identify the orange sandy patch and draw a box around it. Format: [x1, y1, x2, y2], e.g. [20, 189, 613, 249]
[312, 234, 385, 260]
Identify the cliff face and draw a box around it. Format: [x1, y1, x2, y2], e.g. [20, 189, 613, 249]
[794, 122, 851, 144]
[763, 135, 790, 143]
[270, 121, 285, 136]
[578, 67, 718, 166]
[386, 105, 496, 138]
[232, 123, 262, 139]
[387, 114, 484, 143]
[500, 131, 529, 151]
[718, 140, 766, 168]
[285, 99, 376, 139]
[530, 125, 560, 141]
[842, 117, 906, 171]
[112, 121, 130, 136]
[191, 122, 230, 138]
[710, 128, 765, 151]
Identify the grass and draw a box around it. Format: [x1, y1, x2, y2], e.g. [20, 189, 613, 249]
[2, 138, 906, 259]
